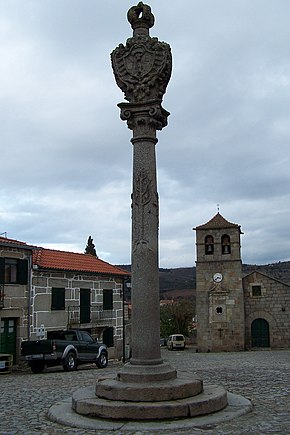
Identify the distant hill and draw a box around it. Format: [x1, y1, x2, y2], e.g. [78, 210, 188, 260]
[159, 267, 196, 291]
[242, 261, 290, 284]
[117, 264, 196, 301]
[117, 261, 290, 302]
[117, 265, 195, 289]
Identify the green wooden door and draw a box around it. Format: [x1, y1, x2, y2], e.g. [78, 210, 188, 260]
[251, 318, 270, 347]
[0, 319, 17, 363]
[80, 289, 90, 324]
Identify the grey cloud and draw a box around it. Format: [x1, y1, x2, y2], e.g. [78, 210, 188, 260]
[0, 1, 289, 267]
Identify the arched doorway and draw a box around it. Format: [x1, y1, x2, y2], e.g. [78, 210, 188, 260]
[251, 318, 270, 347]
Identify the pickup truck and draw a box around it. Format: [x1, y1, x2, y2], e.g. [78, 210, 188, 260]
[21, 329, 108, 374]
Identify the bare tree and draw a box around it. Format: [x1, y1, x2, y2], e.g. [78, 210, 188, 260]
[160, 300, 194, 337]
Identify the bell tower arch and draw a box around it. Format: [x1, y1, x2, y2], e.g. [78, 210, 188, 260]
[193, 213, 245, 352]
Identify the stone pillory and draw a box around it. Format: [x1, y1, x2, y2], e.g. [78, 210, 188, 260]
[69, 3, 251, 423]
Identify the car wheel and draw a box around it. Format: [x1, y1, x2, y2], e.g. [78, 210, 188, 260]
[30, 362, 45, 374]
[63, 352, 77, 371]
[96, 351, 108, 368]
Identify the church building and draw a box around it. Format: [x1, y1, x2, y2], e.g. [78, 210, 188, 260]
[194, 213, 289, 352]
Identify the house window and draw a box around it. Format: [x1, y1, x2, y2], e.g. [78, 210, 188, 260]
[252, 285, 262, 297]
[51, 288, 65, 310]
[221, 234, 231, 254]
[0, 258, 28, 285]
[5, 259, 17, 283]
[205, 235, 214, 255]
[103, 289, 113, 310]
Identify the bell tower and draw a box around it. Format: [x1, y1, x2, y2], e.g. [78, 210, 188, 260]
[194, 213, 245, 352]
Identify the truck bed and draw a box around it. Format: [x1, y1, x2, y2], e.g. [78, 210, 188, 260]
[21, 339, 54, 355]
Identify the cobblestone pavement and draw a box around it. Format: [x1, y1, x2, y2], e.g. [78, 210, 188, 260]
[0, 349, 289, 435]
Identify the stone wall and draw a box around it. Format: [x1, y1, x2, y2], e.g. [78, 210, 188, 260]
[31, 270, 124, 358]
[0, 241, 125, 362]
[196, 260, 245, 352]
[243, 271, 290, 349]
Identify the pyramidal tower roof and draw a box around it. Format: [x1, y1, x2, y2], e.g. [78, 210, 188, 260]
[194, 212, 242, 232]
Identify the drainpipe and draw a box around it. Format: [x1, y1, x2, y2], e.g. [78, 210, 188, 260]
[122, 277, 131, 363]
[27, 253, 32, 340]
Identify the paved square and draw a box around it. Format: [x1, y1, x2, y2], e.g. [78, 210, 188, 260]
[0, 349, 289, 434]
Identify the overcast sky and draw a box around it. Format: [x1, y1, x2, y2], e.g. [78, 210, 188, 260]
[1, 0, 290, 268]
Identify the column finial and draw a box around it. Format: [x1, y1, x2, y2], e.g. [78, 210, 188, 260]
[127, 2, 155, 36]
[111, 3, 172, 106]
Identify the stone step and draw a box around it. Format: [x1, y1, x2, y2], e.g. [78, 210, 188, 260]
[72, 384, 228, 420]
[96, 375, 203, 402]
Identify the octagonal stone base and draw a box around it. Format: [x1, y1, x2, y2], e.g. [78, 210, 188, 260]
[96, 375, 203, 402]
[72, 382, 228, 420]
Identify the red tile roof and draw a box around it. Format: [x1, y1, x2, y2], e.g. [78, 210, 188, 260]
[32, 248, 129, 276]
[0, 236, 129, 277]
[194, 213, 241, 231]
[0, 236, 27, 245]
[0, 236, 35, 249]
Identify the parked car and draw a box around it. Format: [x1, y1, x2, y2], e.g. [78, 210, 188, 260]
[160, 337, 167, 346]
[21, 329, 108, 373]
[167, 334, 185, 350]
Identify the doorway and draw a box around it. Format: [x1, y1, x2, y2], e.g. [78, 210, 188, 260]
[103, 327, 114, 348]
[251, 318, 270, 347]
[0, 318, 17, 363]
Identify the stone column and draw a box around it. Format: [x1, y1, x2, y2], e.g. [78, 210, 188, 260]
[120, 102, 167, 366]
[111, 2, 174, 378]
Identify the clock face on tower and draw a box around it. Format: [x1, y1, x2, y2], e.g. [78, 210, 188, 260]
[213, 273, 223, 283]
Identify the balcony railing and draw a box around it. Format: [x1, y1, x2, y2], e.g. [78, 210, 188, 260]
[67, 305, 114, 327]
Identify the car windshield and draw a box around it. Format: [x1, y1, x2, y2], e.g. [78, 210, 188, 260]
[174, 336, 184, 341]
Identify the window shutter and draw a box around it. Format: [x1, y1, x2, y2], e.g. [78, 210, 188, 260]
[103, 289, 113, 310]
[0, 258, 4, 284]
[51, 288, 65, 310]
[17, 259, 29, 285]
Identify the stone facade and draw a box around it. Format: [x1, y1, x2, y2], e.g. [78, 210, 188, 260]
[31, 270, 124, 359]
[194, 213, 290, 352]
[0, 236, 130, 363]
[0, 240, 33, 363]
[243, 271, 289, 349]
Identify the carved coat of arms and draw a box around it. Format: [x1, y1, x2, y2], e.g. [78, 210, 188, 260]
[111, 36, 172, 103]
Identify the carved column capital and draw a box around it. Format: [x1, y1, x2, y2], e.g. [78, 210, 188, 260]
[118, 101, 170, 139]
